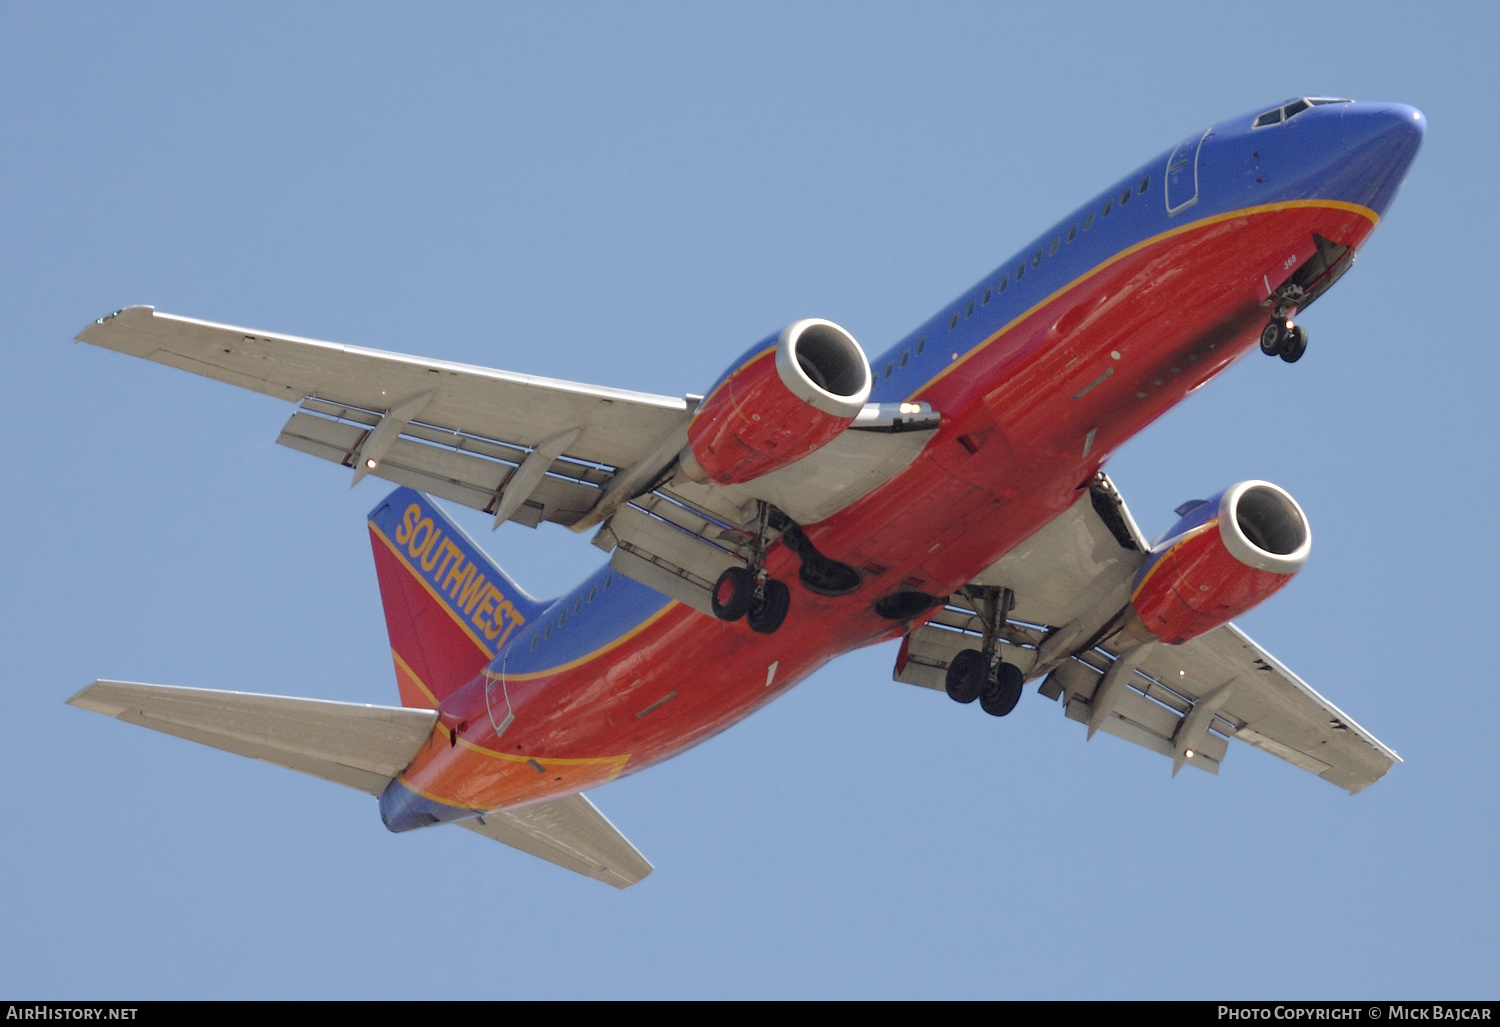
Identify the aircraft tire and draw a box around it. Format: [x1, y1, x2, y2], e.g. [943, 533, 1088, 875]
[1260, 322, 1283, 356]
[747, 579, 791, 635]
[979, 662, 1025, 717]
[1280, 325, 1308, 363]
[945, 649, 986, 704]
[712, 566, 754, 622]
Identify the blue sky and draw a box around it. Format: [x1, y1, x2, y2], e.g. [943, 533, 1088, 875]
[2, 2, 1495, 999]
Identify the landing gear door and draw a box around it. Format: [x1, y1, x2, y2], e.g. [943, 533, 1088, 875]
[1165, 128, 1209, 216]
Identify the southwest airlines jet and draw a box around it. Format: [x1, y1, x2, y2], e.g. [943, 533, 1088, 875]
[71, 98, 1424, 887]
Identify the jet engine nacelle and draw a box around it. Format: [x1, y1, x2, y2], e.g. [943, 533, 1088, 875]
[681, 318, 872, 486]
[1129, 480, 1311, 645]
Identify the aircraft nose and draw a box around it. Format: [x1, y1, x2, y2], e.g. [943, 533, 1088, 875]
[1347, 102, 1425, 161]
[1327, 102, 1425, 215]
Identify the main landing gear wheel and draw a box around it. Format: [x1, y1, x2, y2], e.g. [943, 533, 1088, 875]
[747, 579, 791, 635]
[979, 662, 1025, 717]
[945, 649, 986, 704]
[711, 566, 754, 622]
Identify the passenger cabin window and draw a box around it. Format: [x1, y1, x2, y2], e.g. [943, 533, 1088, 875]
[981, 288, 991, 305]
[1015, 263, 1025, 280]
[1048, 236, 1060, 256]
[997, 276, 1008, 293]
[883, 361, 893, 379]
[1031, 250, 1042, 268]
[1102, 198, 1112, 217]
[1084, 211, 1095, 230]
[1067, 224, 1077, 242]
[948, 313, 958, 329]
[1120, 187, 1130, 206]
[1138, 174, 1150, 194]
[916, 337, 926, 354]
[603, 571, 614, 589]
[965, 300, 974, 317]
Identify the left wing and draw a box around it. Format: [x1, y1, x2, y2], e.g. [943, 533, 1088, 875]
[894, 477, 1398, 792]
[78, 306, 694, 531]
[78, 306, 935, 539]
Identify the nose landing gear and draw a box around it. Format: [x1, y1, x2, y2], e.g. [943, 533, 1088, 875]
[1260, 318, 1308, 363]
[1260, 285, 1308, 364]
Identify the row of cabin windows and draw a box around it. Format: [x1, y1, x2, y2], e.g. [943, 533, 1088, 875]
[942, 173, 1152, 332]
[882, 336, 926, 379]
[531, 571, 617, 648]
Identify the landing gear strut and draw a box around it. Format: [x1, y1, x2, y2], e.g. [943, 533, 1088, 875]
[711, 504, 793, 634]
[1260, 285, 1308, 364]
[943, 586, 1025, 717]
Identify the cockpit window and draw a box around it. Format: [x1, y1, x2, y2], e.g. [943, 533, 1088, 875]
[1254, 97, 1353, 129]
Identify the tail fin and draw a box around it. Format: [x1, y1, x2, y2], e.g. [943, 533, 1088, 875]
[368, 487, 549, 708]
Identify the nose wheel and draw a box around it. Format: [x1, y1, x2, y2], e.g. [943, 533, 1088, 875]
[1260, 318, 1308, 363]
[1261, 285, 1309, 363]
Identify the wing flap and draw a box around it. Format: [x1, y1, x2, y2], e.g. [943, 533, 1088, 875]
[458, 794, 654, 889]
[1166, 624, 1398, 792]
[887, 471, 1396, 792]
[78, 306, 692, 476]
[67, 680, 438, 795]
[1049, 629, 1394, 790]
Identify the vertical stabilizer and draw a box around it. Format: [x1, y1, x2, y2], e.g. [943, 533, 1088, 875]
[368, 487, 549, 708]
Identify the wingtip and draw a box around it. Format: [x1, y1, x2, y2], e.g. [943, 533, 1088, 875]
[75, 305, 155, 343]
[66, 680, 128, 717]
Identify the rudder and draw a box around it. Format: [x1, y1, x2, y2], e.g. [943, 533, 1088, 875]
[368, 487, 549, 708]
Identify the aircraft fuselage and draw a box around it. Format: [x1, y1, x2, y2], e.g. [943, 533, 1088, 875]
[378, 100, 1423, 827]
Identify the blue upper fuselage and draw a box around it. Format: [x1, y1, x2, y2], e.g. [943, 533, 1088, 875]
[865, 98, 1425, 404]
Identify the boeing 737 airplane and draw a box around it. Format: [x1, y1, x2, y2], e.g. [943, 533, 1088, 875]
[69, 97, 1424, 888]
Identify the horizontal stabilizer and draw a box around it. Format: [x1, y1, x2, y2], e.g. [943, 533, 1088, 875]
[68, 681, 437, 795]
[70, 681, 652, 886]
[458, 794, 654, 889]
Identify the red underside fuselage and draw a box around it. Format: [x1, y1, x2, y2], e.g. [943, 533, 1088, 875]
[387, 198, 1379, 816]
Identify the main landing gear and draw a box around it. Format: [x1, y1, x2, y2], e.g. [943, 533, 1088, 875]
[1260, 285, 1308, 364]
[943, 586, 1025, 717]
[710, 502, 793, 635]
[712, 565, 791, 635]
